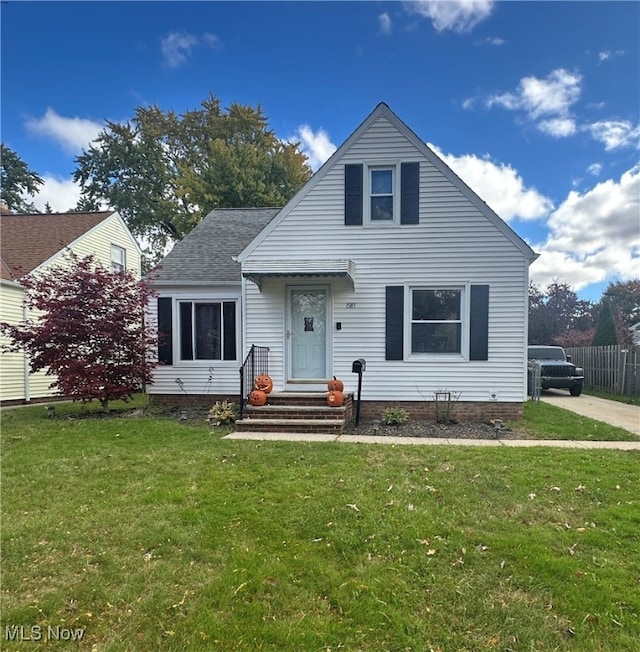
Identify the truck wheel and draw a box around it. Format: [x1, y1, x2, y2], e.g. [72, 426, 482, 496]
[570, 385, 582, 397]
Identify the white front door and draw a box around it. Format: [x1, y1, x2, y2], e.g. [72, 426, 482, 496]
[287, 286, 328, 381]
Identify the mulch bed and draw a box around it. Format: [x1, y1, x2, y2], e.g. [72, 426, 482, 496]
[348, 420, 524, 439]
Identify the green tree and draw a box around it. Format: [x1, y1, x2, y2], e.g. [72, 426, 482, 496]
[0, 144, 43, 212]
[73, 94, 311, 262]
[601, 279, 640, 328]
[528, 280, 595, 345]
[592, 299, 618, 346]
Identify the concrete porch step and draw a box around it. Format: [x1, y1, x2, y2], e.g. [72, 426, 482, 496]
[234, 417, 344, 434]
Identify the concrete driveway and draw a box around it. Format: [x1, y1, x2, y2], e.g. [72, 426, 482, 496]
[539, 390, 640, 436]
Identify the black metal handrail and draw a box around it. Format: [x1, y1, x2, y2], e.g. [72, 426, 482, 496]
[239, 345, 270, 417]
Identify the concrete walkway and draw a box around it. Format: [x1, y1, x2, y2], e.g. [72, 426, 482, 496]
[539, 390, 640, 436]
[225, 431, 640, 449]
[225, 393, 640, 450]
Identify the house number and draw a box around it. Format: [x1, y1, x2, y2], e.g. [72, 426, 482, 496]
[346, 303, 356, 309]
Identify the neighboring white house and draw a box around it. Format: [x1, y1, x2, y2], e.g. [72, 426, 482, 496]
[0, 209, 142, 404]
[148, 103, 538, 420]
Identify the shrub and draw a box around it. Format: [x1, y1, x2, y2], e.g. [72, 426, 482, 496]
[381, 406, 408, 425]
[434, 389, 460, 424]
[208, 400, 238, 426]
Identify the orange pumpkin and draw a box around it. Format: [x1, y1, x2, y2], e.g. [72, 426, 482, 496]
[254, 374, 273, 394]
[327, 376, 344, 392]
[249, 389, 267, 406]
[327, 390, 344, 407]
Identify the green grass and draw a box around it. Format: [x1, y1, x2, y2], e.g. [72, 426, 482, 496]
[1, 399, 639, 651]
[584, 388, 640, 406]
[519, 400, 639, 441]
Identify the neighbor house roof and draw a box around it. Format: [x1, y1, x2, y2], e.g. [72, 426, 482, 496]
[0, 211, 115, 281]
[150, 207, 280, 284]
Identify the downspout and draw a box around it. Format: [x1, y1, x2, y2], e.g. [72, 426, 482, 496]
[22, 299, 30, 403]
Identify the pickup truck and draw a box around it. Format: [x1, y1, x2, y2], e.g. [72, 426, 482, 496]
[527, 345, 584, 396]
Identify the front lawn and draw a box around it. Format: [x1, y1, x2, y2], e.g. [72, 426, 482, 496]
[520, 400, 640, 441]
[1, 399, 638, 651]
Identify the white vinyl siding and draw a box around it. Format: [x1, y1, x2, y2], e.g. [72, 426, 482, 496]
[0, 283, 28, 401]
[242, 113, 530, 402]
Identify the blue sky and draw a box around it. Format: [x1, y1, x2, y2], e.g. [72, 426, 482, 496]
[2, 1, 638, 301]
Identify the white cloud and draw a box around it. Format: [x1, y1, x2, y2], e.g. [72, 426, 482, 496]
[161, 31, 218, 69]
[530, 166, 640, 290]
[379, 12, 392, 34]
[487, 68, 581, 136]
[475, 36, 505, 46]
[25, 108, 104, 154]
[481, 68, 638, 152]
[31, 176, 84, 213]
[428, 143, 553, 221]
[537, 117, 577, 138]
[404, 0, 495, 33]
[161, 32, 198, 68]
[587, 163, 603, 176]
[293, 125, 337, 171]
[598, 49, 624, 62]
[586, 119, 640, 151]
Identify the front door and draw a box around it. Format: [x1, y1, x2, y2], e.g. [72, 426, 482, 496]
[288, 286, 328, 381]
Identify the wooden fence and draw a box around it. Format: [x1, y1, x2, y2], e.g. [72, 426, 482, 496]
[564, 345, 640, 396]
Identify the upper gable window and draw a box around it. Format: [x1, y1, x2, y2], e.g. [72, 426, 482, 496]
[369, 167, 396, 222]
[345, 162, 419, 226]
[111, 245, 126, 273]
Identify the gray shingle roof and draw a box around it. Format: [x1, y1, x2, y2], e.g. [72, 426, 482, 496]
[150, 207, 280, 283]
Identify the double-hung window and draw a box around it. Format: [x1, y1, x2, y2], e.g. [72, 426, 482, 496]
[367, 163, 399, 225]
[370, 167, 395, 221]
[410, 288, 463, 355]
[179, 301, 237, 361]
[111, 245, 126, 273]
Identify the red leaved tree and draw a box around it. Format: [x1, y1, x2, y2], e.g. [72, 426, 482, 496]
[1, 251, 157, 411]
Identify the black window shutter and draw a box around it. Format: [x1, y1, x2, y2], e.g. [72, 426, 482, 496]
[344, 164, 363, 225]
[223, 302, 237, 361]
[469, 285, 489, 361]
[400, 162, 419, 224]
[385, 286, 404, 360]
[157, 297, 173, 365]
[179, 302, 193, 360]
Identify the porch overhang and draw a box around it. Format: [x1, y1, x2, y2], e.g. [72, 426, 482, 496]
[242, 259, 356, 290]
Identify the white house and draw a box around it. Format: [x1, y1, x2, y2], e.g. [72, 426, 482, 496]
[0, 209, 142, 403]
[148, 103, 538, 422]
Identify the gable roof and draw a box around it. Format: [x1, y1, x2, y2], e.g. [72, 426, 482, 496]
[0, 211, 117, 281]
[150, 207, 280, 285]
[237, 102, 537, 263]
